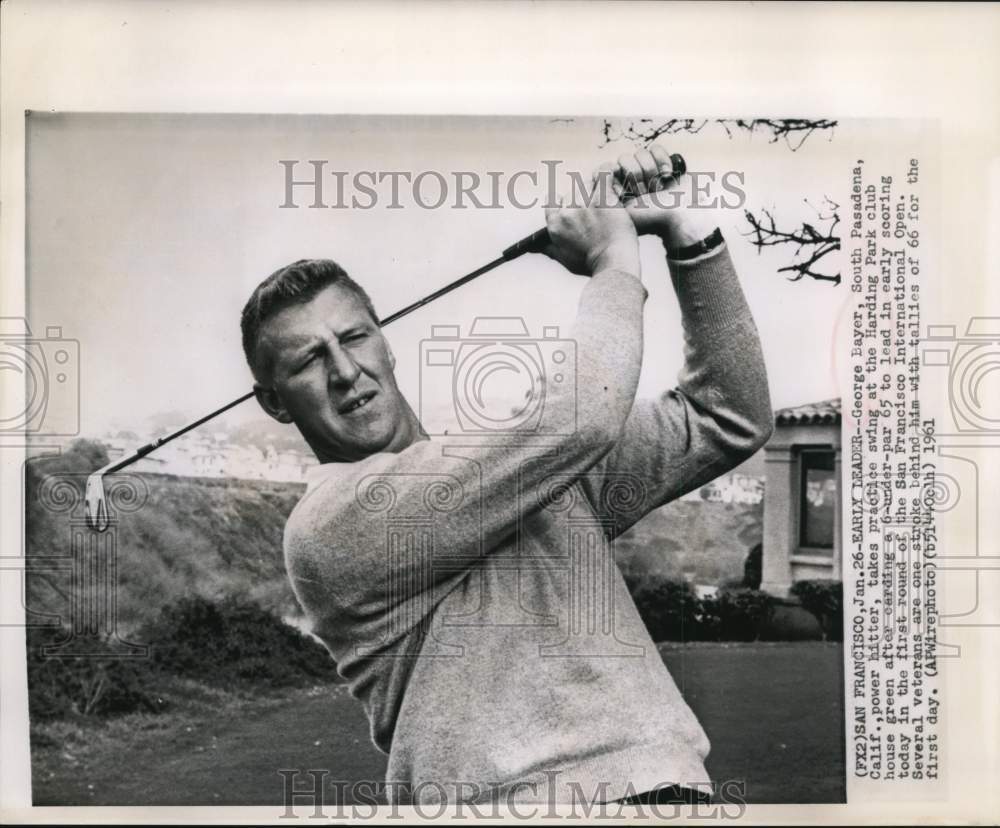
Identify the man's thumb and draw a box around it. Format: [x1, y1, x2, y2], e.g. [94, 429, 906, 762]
[591, 164, 623, 208]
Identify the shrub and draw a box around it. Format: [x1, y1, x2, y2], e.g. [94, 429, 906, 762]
[26, 630, 166, 721]
[630, 578, 701, 642]
[139, 595, 339, 689]
[790, 579, 843, 641]
[699, 588, 774, 641]
[742, 543, 763, 590]
[26, 594, 339, 721]
[760, 600, 825, 641]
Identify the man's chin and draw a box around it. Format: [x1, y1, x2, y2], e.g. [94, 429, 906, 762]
[322, 424, 400, 463]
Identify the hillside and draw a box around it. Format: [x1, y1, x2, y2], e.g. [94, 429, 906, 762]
[616, 498, 762, 586]
[24, 442, 304, 634]
[24, 441, 762, 635]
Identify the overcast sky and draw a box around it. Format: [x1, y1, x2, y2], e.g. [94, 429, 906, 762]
[25, 113, 862, 442]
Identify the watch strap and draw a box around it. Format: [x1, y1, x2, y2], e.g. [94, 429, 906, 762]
[666, 227, 725, 261]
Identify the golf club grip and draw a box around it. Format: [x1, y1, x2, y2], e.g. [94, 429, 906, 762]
[501, 152, 687, 261]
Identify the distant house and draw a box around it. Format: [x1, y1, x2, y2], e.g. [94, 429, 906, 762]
[695, 473, 765, 505]
[132, 455, 168, 475]
[99, 431, 316, 483]
[223, 444, 268, 480]
[760, 398, 842, 596]
[263, 446, 318, 483]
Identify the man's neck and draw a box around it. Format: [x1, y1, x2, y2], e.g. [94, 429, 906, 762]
[312, 409, 428, 465]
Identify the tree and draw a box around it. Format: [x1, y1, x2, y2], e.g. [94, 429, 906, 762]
[601, 118, 837, 152]
[743, 197, 841, 284]
[599, 118, 842, 283]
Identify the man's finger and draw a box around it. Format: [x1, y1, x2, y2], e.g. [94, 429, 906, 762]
[617, 153, 646, 196]
[591, 162, 619, 207]
[591, 161, 618, 187]
[544, 194, 564, 224]
[590, 164, 625, 207]
[635, 149, 660, 189]
[649, 144, 677, 181]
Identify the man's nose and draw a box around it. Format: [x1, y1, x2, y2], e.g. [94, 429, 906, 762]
[326, 344, 362, 387]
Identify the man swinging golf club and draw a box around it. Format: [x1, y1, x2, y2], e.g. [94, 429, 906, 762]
[239, 145, 773, 807]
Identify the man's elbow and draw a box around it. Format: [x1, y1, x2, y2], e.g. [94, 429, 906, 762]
[749, 411, 775, 453]
[575, 419, 626, 460]
[745, 403, 774, 457]
[723, 404, 774, 463]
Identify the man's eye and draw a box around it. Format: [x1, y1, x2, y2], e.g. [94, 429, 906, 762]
[295, 353, 318, 372]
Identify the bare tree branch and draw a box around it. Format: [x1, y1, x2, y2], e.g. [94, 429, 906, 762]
[602, 118, 837, 151]
[743, 197, 841, 284]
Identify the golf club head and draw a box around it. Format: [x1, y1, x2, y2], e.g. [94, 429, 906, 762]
[84, 466, 111, 532]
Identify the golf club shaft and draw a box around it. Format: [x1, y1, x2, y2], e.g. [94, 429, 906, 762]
[109, 152, 687, 472]
[107, 254, 511, 473]
[106, 391, 256, 474]
[378, 255, 507, 326]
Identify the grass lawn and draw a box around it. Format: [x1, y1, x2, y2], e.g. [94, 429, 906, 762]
[661, 641, 845, 804]
[32, 641, 844, 806]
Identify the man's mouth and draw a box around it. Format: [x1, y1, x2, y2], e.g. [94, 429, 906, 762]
[338, 390, 377, 415]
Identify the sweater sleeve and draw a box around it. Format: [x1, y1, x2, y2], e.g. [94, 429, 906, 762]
[578, 240, 774, 539]
[283, 267, 649, 625]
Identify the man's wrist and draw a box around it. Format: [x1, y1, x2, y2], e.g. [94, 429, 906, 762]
[666, 227, 725, 261]
[650, 210, 719, 252]
[588, 241, 640, 277]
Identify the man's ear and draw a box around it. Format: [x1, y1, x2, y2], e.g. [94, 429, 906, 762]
[254, 382, 293, 424]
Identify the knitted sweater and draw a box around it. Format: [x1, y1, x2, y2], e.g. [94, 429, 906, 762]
[283, 242, 773, 805]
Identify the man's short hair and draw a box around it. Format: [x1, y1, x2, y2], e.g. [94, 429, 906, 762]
[240, 258, 379, 381]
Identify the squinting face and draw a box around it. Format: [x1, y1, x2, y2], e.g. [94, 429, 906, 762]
[254, 282, 417, 463]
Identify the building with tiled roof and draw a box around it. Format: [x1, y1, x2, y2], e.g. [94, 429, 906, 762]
[774, 398, 841, 426]
[761, 398, 842, 595]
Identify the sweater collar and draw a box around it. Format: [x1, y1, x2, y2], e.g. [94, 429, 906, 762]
[305, 462, 346, 491]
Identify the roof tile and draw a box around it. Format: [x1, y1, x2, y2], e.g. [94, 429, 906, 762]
[774, 397, 841, 425]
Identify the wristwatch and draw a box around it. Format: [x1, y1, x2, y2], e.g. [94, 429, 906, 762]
[666, 227, 725, 261]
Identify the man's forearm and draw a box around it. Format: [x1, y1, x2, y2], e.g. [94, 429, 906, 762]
[666, 238, 773, 455]
[551, 264, 648, 442]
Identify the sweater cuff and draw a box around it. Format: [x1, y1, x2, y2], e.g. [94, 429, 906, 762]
[667, 243, 750, 331]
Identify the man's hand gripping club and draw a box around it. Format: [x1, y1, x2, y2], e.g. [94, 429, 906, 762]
[540, 143, 712, 276]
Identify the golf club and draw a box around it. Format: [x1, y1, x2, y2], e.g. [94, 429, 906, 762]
[84, 153, 687, 531]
